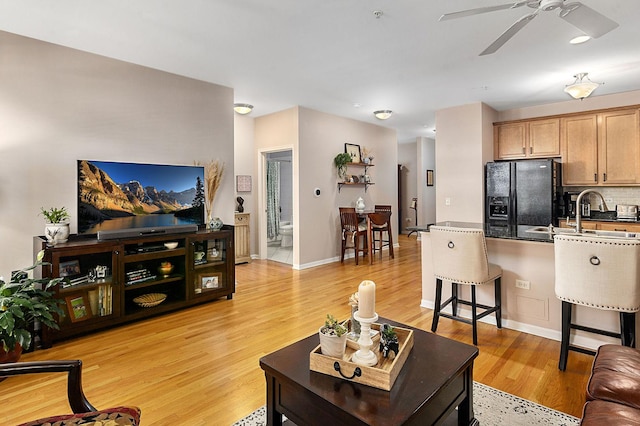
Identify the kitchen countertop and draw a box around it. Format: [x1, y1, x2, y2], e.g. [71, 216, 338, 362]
[413, 221, 555, 243]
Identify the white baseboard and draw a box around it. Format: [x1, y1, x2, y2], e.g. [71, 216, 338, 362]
[420, 299, 619, 351]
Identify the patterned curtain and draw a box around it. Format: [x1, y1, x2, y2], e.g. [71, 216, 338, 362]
[267, 161, 280, 239]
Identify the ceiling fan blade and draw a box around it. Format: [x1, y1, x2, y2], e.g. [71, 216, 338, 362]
[480, 12, 538, 56]
[559, 2, 619, 38]
[439, 1, 529, 21]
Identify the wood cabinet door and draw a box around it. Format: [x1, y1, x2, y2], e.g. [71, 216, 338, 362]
[529, 118, 560, 157]
[495, 122, 526, 159]
[598, 109, 640, 185]
[561, 114, 598, 185]
[597, 222, 640, 232]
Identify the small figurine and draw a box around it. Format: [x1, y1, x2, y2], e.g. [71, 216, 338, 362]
[379, 323, 399, 359]
[236, 196, 245, 213]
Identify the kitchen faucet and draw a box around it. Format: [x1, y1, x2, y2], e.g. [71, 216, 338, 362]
[575, 189, 609, 233]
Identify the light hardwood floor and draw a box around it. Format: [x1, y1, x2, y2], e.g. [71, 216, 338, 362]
[2, 238, 592, 425]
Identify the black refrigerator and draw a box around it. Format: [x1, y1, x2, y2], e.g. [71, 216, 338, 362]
[485, 159, 561, 231]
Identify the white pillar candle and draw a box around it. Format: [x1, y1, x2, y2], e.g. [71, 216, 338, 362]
[358, 280, 376, 318]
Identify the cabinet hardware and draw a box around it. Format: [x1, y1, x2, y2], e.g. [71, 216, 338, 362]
[603, 173, 607, 182]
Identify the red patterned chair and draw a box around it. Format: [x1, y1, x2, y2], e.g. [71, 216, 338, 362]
[0, 360, 141, 426]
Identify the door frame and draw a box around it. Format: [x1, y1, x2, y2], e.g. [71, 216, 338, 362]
[258, 146, 295, 265]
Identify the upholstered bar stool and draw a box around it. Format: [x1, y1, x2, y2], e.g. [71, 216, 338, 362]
[553, 234, 640, 371]
[429, 226, 502, 345]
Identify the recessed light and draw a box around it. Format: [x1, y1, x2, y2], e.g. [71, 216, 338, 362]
[570, 35, 591, 44]
[353, 103, 362, 108]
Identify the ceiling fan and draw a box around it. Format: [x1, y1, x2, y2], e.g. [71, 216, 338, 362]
[439, 0, 619, 56]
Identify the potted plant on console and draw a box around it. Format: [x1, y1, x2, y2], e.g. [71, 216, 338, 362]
[0, 250, 65, 363]
[334, 153, 352, 182]
[319, 314, 348, 358]
[40, 206, 70, 245]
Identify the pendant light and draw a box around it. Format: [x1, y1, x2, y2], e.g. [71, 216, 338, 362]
[564, 73, 601, 100]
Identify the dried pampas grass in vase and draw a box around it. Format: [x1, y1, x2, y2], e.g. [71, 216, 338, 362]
[200, 160, 225, 230]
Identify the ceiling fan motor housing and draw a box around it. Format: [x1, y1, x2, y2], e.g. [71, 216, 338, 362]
[539, 0, 564, 11]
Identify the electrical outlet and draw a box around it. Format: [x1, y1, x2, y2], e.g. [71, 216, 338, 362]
[445, 197, 451, 206]
[515, 279, 530, 290]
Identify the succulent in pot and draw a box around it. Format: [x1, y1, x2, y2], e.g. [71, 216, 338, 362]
[319, 314, 348, 358]
[0, 250, 65, 362]
[40, 207, 70, 245]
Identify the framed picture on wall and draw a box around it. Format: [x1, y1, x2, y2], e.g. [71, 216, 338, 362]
[426, 170, 434, 186]
[344, 143, 361, 163]
[236, 175, 252, 192]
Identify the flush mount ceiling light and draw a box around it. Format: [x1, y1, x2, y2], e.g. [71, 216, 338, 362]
[564, 73, 602, 100]
[570, 35, 591, 44]
[233, 103, 253, 114]
[373, 110, 393, 120]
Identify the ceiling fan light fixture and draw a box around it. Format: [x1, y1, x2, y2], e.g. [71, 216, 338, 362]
[233, 103, 253, 114]
[564, 73, 601, 100]
[374, 110, 393, 120]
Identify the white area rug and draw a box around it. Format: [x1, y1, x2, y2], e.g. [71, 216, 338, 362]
[232, 382, 580, 425]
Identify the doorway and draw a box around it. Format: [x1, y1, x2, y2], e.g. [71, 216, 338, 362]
[264, 150, 293, 264]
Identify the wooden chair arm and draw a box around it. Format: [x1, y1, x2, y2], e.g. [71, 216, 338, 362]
[0, 360, 97, 413]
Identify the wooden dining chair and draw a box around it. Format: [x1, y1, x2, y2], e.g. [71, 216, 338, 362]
[366, 212, 394, 264]
[339, 207, 368, 265]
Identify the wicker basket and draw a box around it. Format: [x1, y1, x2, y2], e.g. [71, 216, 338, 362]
[133, 293, 167, 308]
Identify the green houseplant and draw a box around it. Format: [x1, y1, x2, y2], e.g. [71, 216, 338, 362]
[333, 153, 352, 182]
[0, 250, 65, 361]
[40, 207, 70, 245]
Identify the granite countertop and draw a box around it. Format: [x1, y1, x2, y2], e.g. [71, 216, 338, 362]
[416, 221, 555, 243]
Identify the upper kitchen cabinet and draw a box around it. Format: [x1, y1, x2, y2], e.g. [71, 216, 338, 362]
[494, 118, 560, 160]
[562, 108, 640, 186]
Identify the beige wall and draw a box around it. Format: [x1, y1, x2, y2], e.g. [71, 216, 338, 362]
[0, 31, 234, 274]
[434, 103, 498, 223]
[254, 107, 397, 268]
[233, 114, 257, 256]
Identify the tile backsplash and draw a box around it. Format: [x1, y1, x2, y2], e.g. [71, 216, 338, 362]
[570, 187, 640, 209]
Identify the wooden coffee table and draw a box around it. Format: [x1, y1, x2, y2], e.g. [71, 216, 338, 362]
[260, 318, 479, 425]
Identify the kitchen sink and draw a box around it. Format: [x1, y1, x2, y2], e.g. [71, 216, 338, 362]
[525, 226, 637, 239]
[525, 226, 578, 235]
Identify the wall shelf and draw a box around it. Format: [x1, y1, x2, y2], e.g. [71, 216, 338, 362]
[338, 162, 374, 192]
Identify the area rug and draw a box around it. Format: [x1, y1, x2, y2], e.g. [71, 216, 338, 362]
[232, 382, 580, 425]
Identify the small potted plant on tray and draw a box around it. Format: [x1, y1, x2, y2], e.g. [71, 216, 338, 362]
[0, 250, 65, 362]
[40, 206, 70, 245]
[319, 314, 348, 358]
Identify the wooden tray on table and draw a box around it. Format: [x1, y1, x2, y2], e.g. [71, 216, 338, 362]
[309, 322, 414, 391]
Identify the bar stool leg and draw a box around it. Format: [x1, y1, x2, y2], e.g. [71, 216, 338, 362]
[620, 312, 636, 348]
[495, 277, 502, 329]
[559, 301, 572, 371]
[471, 286, 478, 346]
[431, 279, 443, 332]
[451, 283, 458, 316]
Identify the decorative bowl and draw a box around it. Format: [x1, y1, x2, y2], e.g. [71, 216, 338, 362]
[164, 242, 179, 249]
[158, 263, 174, 276]
[133, 293, 167, 308]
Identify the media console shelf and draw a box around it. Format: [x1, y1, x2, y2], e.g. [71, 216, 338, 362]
[33, 226, 235, 348]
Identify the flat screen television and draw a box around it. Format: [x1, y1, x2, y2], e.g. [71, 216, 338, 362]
[77, 160, 205, 236]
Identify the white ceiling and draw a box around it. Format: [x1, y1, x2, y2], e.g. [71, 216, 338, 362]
[1, 1, 639, 143]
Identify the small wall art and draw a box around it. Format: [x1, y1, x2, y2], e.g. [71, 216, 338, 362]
[345, 143, 361, 163]
[236, 175, 252, 192]
[427, 170, 434, 187]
